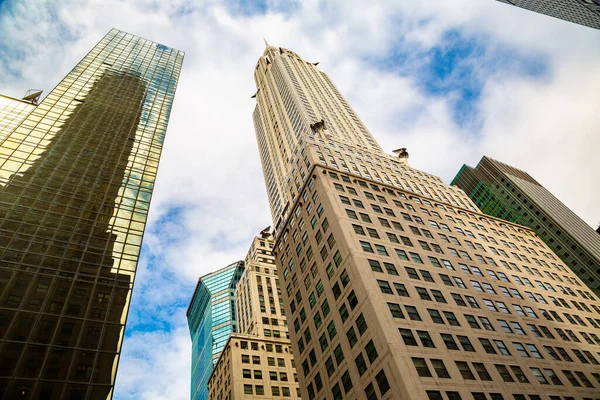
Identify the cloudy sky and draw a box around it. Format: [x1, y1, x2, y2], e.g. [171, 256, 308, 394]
[1, 0, 599, 398]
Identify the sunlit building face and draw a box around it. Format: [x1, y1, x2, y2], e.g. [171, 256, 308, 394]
[0, 29, 183, 399]
[253, 45, 600, 400]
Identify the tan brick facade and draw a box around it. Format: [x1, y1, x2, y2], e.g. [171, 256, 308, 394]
[209, 234, 300, 399]
[252, 45, 600, 400]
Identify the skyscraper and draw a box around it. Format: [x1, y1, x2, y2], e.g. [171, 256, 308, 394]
[452, 156, 600, 296]
[187, 261, 244, 400]
[207, 233, 300, 400]
[496, 0, 600, 30]
[0, 29, 183, 399]
[252, 44, 600, 400]
[0, 94, 37, 142]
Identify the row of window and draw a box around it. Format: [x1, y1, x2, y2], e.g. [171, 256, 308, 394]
[412, 356, 598, 387]
[371, 260, 600, 345]
[425, 391, 594, 400]
[388, 299, 600, 363]
[242, 383, 298, 397]
[241, 354, 289, 368]
[338, 188, 593, 303]
[241, 369, 292, 382]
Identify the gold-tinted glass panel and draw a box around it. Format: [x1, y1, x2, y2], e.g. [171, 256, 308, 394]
[0, 29, 183, 399]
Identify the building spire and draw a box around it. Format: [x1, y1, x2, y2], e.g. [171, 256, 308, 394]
[263, 38, 270, 48]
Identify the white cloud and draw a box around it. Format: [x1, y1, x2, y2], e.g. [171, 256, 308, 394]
[1, 1, 599, 399]
[115, 322, 191, 400]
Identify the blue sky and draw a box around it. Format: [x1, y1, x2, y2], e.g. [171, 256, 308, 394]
[0, 1, 599, 399]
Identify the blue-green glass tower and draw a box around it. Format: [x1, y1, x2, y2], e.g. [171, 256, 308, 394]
[186, 261, 244, 400]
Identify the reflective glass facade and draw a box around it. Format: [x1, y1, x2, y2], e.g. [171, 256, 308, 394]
[187, 261, 244, 400]
[0, 95, 36, 142]
[452, 156, 600, 296]
[0, 29, 183, 399]
[497, 0, 600, 30]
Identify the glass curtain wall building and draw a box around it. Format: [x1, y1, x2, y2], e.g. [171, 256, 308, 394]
[452, 156, 600, 296]
[0, 29, 183, 399]
[0, 94, 37, 142]
[496, 0, 600, 30]
[252, 45, 600, 399]
[187, 261, 244, 400]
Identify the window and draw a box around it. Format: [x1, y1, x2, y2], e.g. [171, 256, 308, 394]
[494, 340, 510, 355]
[339, 304, 349, 323]
[479, 338, 496, 354]
[526, 344, 543, 359]
[405, 267, 420, 280]
[327, 321, 337, 339]
[394, 283, 409, 297]
[514, 343, 529, 357]
[383, 262, 398, 275]
[428, 309, 444, 324]
[341, 370, 353, 393]
[412, 358, 432, 377]
[365, 340, 378, 363]
[376, 369, 390, 395]
[325, 357, 335, 377]
[530, 368, 549, 384]
[346, 209, 358, 219]
[575, 371, 594, 387]
[405, 306, 421, 321]
[334, 344, 345, 365]
[444, 311, 460, 326]
[375, 244, 388, 256]
[347, 327, 357, 348]
[431, 359, 451, 378]
[466, 296, 480, 309]
[510, 365, 529, 383]
[495, 364, 513, 382]
[367, 228, 380, 239]
[544, 369, 562, 385]
[360, 241, 374, 253]
[441, 334, 459, 350]
[400, 329, 417, 346]
[458, 336, 475, 351]
[355, 354, 367, 376]
[353, 224, 366, 235]
[378, 280, 393, 294]
[479, 317, 494, 330]
[452, 293, 466, 306]
[453, 277, 466, 288]
[418, 331, 435, 348]
[410, 252, 424, 264]
[432, 290, 447, 303]
[356, 314, 368, 335]
[421, 270, 434, 282]
[455, 361, 475, 379]
[388, 303, 404, 318]
[473, 363, 492, 380]
[395, 249, 409, 261]
[417, 287, 432, 301]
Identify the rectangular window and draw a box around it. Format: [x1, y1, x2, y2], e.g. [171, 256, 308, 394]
[412, 358, 432, 377]
[455, 361, 475, 380]
[431, 359, 451, 378]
